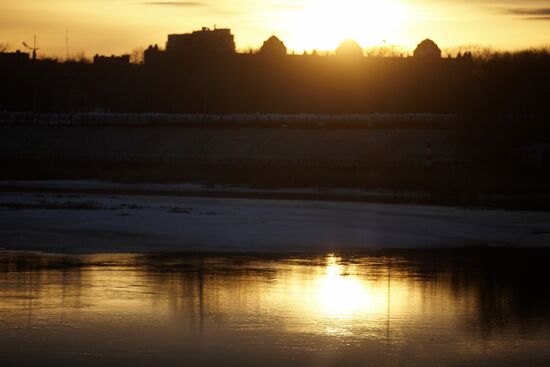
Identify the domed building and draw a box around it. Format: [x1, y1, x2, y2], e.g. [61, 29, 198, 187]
[335, 39, 364, 57]
[259, 35, 287, 56]
[413, 39, 441, 59]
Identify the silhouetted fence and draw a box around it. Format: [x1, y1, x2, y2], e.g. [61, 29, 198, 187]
[0, 112, 456, 127]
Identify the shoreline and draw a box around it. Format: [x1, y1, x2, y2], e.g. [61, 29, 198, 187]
[1, 180, 549, 212]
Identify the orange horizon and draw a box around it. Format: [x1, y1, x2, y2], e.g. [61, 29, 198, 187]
[2, 0, 550, 58]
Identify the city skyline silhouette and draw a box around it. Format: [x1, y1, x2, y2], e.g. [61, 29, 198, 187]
[2, 0, 550, 58]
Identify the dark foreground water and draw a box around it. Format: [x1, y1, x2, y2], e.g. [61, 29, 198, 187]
[1, 248, 550, 367]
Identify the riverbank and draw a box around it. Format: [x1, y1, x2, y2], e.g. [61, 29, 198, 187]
[3, 124, 548, 205]
[2, 180, 550, 211]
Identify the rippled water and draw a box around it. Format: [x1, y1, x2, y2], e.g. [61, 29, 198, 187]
[1, 249, 550, 366]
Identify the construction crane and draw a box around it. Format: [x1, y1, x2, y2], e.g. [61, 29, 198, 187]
[22, 35, 39, 60]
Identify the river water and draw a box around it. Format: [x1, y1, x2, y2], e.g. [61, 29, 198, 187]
[1, 249, 549, 366]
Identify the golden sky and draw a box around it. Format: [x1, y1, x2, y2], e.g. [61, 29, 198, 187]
[1, 0, 549, 58]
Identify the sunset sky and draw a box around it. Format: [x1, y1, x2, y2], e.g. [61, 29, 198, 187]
[1, 0, 549, 58]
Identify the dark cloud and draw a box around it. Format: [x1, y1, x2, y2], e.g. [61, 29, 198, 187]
[507, 8, 550, 16]
[503, 7, 550, 20]
[142, 1, 208, 7]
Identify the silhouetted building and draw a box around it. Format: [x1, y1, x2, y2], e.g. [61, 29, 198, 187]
[166, 27, 236, 56]
[336, 39, 364, 57]
[0, 50, 30, 64]
[259, 36, 287, 56]
[93, 54, 130, 65]
[413, 39, 441, 59]
[144, 44, 163, 65]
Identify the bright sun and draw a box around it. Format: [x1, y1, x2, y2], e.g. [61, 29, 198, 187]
[281, 0, 406, 52]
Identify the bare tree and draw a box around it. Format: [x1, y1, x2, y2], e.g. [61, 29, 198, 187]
[366, 45, 406, 58]
[130, 47, 145, 64]
[443, 45, 497, 60]
[0, 42, 9, 53]
[74, 50, 91, 63]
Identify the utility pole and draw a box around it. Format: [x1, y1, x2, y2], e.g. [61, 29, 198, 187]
[66, 26, 69, 61]
[32, 35, 37, 60]
[22, 35, 39, 60]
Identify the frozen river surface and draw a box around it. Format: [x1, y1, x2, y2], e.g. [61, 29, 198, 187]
[0, 192, 549, 253]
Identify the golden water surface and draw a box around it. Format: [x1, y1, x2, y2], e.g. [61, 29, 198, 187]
[1, 251, 549, 366]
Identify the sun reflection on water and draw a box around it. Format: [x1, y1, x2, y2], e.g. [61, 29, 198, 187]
[317, 256, 378, 319]
[2, 251, 550, 366]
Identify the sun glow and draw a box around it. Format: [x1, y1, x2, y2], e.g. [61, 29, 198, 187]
[280, 0, 407, 52]
[316, 256, 387, 319]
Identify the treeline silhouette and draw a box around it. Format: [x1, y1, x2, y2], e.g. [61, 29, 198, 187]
[1, 47, 549, 118]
